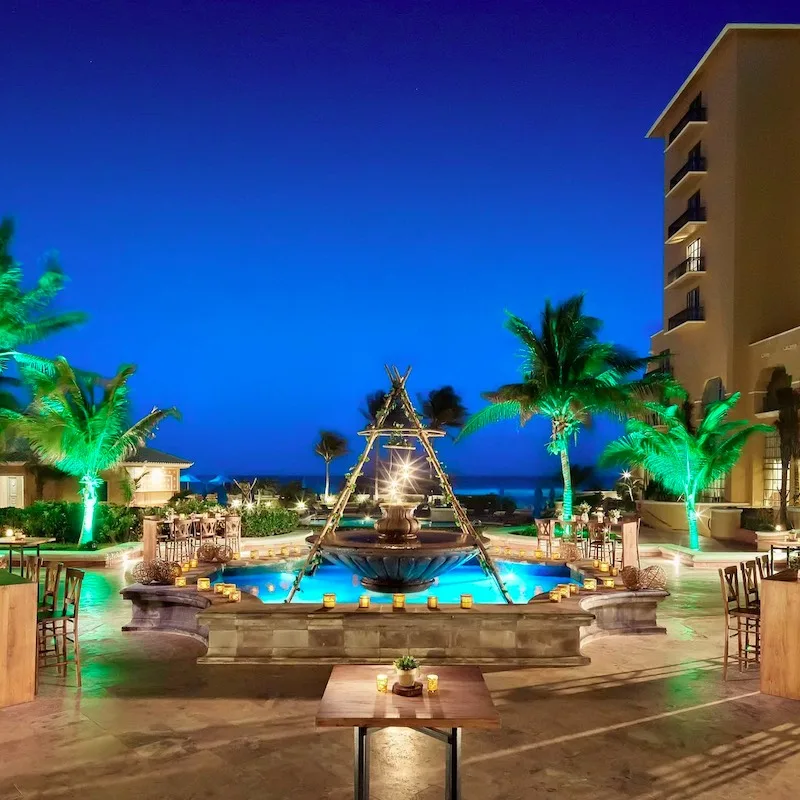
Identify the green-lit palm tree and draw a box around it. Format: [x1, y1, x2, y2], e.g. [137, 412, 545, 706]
[4, 358, 178, 545]
[0, 218, 85, 370]
[314, 430, 349, 500]
[602, 392, 768, 550]
[459, 295, 668, 521]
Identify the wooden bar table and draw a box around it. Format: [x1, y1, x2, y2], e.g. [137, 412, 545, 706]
[0, 569, 37, 708]
[2, 536, 55, 574]
[316, 665, 500, 800]
[761, 568, 800, 700]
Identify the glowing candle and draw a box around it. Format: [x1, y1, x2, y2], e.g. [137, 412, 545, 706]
[4, 528, 14, 538]
[549, 589, 561, 603]
[174, 576, 187, 588]
[583, 578, 597, 591]
[503, 547, 512, 556]
[323, 593, 336, 609]
[460, 594, 473, 609]
[427, 595, 439, 610]
[358, 595, 370, 609]
[221, 584, 235, 598]
[197, 577, 211, 591]
[599, 562, 610, 573]
[266, 549, 274, 558]
[568, 583, 579, 596]
[518, 550, 526, 559]
[249, 550, 258, 560]
[552, 550, 561, 560]
[376, 674, 389, 693]
[189, 558, 198, 569]
[426, 674, 439, 694]
[280, 546, 289, 556]
[233, 551, 241, 560]
[557, 584, 570, 598]
[392, 594, 406, 609]
[601, 577, 615, 588]
[593, 559, 600, 569]
[610, 566, 619, 577]
[181, 562, 191, 574]
[229, 589, 242, 602]
[214, 582, 225, 594]
[534, 549, 544, 560]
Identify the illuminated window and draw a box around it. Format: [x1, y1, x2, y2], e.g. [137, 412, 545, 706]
[686, 238, 702, 271]
[763, 430, 782, 507]
[127, 467, 176, 493]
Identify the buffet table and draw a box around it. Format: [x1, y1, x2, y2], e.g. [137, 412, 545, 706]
[760, 568, 800, 701]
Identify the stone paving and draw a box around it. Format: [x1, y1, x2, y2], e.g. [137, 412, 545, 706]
[2, 559, 799, 799]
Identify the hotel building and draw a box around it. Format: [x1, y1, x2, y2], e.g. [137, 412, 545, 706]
[648, 24, 800, 507]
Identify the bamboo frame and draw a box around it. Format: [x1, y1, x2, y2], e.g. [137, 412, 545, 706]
[285, 365, 513, 604]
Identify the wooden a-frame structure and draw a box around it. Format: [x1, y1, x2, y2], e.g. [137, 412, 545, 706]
[285, 365, 513, 604]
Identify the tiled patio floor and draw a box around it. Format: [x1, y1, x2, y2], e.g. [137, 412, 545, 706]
[1, 560, 799, 799]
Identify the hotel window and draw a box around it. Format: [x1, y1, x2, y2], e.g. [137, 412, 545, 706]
[700, 475, 725, 503]
[687, 287, 700, 309]
[686, 239, 702, 271]
[763, 429, 782, 507]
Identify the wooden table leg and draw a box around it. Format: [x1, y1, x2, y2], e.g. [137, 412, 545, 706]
[354, 726, 370, 800]
[445, 727, 462, 800]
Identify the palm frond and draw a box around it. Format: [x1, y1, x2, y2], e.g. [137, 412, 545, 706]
[458, 401, 524, 440]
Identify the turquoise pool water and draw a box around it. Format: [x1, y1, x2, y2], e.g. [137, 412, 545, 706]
[213, 560, 576, 604]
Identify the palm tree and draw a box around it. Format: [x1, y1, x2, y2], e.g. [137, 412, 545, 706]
[0, 218, 86, 370]
[602, 392, 768, 550]
[4, 358, 178, 545]
[420, 386, 467, 435]
[459, 295, 669, 521]
[314, 431, 349, 499]
[775, 385, 800, 529]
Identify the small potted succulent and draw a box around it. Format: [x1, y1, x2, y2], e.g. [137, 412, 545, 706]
[393, 654, 420, 687]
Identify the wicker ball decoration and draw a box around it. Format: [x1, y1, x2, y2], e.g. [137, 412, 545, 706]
[197, 543, 219, 563]
[132, 558, 182, 585]
[560, 542, 580, 562]
[215, 544, 233, 563]
[639, 565, 667, 590]
[621, 566, 642, 590]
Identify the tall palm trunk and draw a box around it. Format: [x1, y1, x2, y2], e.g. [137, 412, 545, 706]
[685, 492, 699, 551]
[324, 460, 331, 499]
[560, 443, 573, 521]
[79, 474, 99, 547]
[779, 453, 791, 529]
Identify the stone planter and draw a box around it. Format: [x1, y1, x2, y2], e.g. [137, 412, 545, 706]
[396, 668, 418, 687]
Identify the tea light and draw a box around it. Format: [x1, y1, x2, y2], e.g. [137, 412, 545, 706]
[174, 575, 187, 588]
[427, 595, 439, 610]
[610, 566, 619, 577]
[392, 593, 406, 609]
[503, 547, 512, 556]
[593, 559, 600, 568]
[214, 582, 225, 594]
[601, 577, 615, 588]
[229, 589, 242, 602]
[358, 595, 370, 609]
[266, 549, 274, 558]
[249, 550, 258, 560]
[583, 578, 597, 591]
[221, 584, 235, 598]
[548, 589, 561, 603]
[518, 550, 526, 559]
[233, 551, 241, 560]
[460, 594, 473, 609]
[376, 674, 389, 693]
[323, 592, 336, 609]
[426, 674, 439, 694]
[534, 549, 544, 559]
[4, 528, 14, 538]
[280, 546, 289, 556]
[568, 583, 579, 596]
[189, 558, 198, 569]
[181, 562, 191, 574]
[557, 584, 570, 598]
[552, 550, 561, 560]
[599, 562, 610, 573]
[197, 577, 211, 591]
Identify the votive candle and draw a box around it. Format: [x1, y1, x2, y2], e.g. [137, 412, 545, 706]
[583, 578, 597, 591]
[427, 595, 439, 610]
[552, 550, 561, 560]
[229, 589, 242, 602]
[610, 566, 619, 577]
[181, 562, 191, 574]
[392, 593, 406, 609]
[233, 551, 241, 560]
[460, 594, 473, 609]
[376, 674, 389, 693]
[534, 549, 544, 560]
[548, 589, 561, 603]
[214, 582, 225, 594]
[323, 592, 336, 609]
[189, 558, 198, 569]
[358, 595, 370, 609]
[197, 577, 211, 591]
[266, 549, 274, 558]
[221, 584, 235, 598]
[249, 550, 258, 560]
[601, 577, 615, 588]
[568, 583, 579, 596]
[593, 559, 600, 569]
[599, 562, 610, 573]
[426, 674, 439, 694]
[557, 584, 570, 598]
[174, 575, 187, 588]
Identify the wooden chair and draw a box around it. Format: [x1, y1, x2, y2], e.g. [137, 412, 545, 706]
[534, 519, 553, 557]
[588, 527, 612, 563]
[755, 553, 772, 582]
[719, 565, 760, 680]
[23, 555, 42, 583]
[224, 515, 241, 551]
[39, 561, 64, 614]
[739, 560, 760, 611]
[37, 567, 84, 688]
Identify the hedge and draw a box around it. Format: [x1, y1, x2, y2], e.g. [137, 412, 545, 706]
[241, 507, 299, 537]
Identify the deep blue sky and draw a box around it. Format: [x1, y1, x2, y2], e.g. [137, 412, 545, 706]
[4, 1, 797, 477]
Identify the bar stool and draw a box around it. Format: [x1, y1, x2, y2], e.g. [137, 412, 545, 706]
[37, 567, 84, 688]
[23, 555, 42, 583]
[224, 515, 241, 551]
[755, 553, 772, 582]
[719, 565, 760, 680]
[739, 559, 760, 611]
[588, 528, 612, 563]
[534, 519, 553, 557]
[39, 561, 64, 613]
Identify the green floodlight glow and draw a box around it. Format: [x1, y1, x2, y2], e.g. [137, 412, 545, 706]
[602, 392, 769, 551]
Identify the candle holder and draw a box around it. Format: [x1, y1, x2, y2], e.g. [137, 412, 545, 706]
[593, 559, 600, 569]
[534, 549, 544, 560]
[548, 589, 561, 603]
[181, 562, 191, 574]
[426, 674, 439, 694]
[599, 562, 610, 573]
[568, 583, 579, 596]
[600, 576, 615, 589]
[610, 566, 619, 577]
[197, 577, 211, 591]
[392, 594, 406, 609]
[552, 549, 561, 560]
[427, 595, 439, 610]
[266, 549, 274, 558]
[233, 551, 241, 560]
[323, 593, 336, 609]
[280, 547, 289, 557]
[376, 674, 389, 693]
[213, 582, 225, 594]
[229, 589, 242, 603]
[249, 550, 258, 560]
[358, 595, 370, 609]
[174, 576, 187, 588]
[189, 558, 198, 569]
[221, 584, 235, 598]
[583, 577, 597, 591]
[460, 594, 473, 609]
[557, 584, 570, 598]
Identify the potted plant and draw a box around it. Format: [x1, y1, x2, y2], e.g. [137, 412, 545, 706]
[393, 654, 420, 687]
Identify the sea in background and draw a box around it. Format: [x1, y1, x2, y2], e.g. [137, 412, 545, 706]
[188, 472, 620, 508]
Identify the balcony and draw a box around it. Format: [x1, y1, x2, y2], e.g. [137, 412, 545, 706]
[666, 256, 705, 287]
[667, 104, 707, 149]
[666, 156, 707, 196]
[667, 305, 705, 331]
[666, 206, 706, 244]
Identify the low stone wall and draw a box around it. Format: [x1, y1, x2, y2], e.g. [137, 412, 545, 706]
[121, 583, 217, 644]
[197, 589, 668, 667]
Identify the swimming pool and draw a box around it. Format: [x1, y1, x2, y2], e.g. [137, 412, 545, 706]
[212, 560, 576, 604]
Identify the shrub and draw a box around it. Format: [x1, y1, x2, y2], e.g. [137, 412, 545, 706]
[741, 507, 775, 532]
[95, 504, 141, 544]
[241, 507, 299, 537]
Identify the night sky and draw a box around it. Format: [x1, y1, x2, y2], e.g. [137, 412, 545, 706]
[4, 1, 798, 477]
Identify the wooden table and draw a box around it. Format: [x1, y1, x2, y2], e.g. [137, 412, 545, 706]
[761, 568, 800, 700]
[0, 569, 37, 708]
[769, 542, 800, 572]
[316, 665, 500, 799]
[3, 537, 55, 574]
